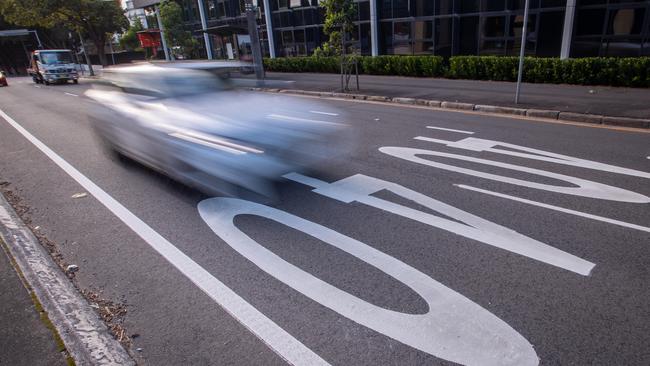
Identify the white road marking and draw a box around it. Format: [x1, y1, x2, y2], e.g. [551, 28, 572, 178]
[199, 197, 539, 366]
[34, 85, 41, 88]
[64, 92, 79, 97]
[0, 108, 328, 366]
[456, 184, 650, 234]
[267, 114, 341, 126]
[416, 136, 650, 179]
[379, 146, 650, 203]
[426, 126, 474, 134]
[309, 111, 339, 116]
[285, 173, 594, 276]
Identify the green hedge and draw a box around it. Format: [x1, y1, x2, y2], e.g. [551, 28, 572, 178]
[263, 55, 650, 87]
[444, 56, 650, 87]
[263, 55, 446, 77]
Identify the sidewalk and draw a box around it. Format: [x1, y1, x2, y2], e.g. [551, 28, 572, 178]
[253, 72, 650, 120]
[0, 239, 68, 366]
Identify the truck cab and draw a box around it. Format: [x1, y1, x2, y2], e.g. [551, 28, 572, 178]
[28, 49, 79, 85]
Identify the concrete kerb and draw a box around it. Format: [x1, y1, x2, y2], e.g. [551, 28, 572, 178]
[0, 194, 135, 366]
[250, 87, 650, 129]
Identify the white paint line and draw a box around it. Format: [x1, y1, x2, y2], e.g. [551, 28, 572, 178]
[286, 172, 594, 276]
[34, 85, 41, 88]
[199, 197, 539, 366]
[309, 111, 339, 116]
[426, 126, 475, 134]
[379, 146, 650, 203]
[0, 107, 328, 366]
[417, 136, 650, 179]
[65, 92, 79, 97]
[267, 113, 341, 126]
[456, 184, 650, 234]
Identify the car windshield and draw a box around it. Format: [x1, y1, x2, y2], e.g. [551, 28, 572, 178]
[39, 52, 73, 65]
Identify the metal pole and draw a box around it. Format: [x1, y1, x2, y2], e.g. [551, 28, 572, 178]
[262, 0, 276, 58]
[514, 0, 530, 105]
[197, 0, 213, 59]
[245, 0, 265, 81]
[369, 0, 379, 56]
[78, 32, 94, 76]
[30, 30, 43, 49]
[109, 38, 116, 65]
[560, 0, 576, 60]
[156, 6, 171, 61]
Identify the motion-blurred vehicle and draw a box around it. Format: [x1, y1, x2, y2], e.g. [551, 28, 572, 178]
[0, 71, 7, 86]
[85, 63, 349, 197]
[28, 49, 79, 85]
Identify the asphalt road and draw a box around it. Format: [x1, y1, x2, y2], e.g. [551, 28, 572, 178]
[1, 76, 649, 366]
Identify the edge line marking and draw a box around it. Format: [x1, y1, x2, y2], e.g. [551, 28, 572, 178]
[0, 107, 329, 366]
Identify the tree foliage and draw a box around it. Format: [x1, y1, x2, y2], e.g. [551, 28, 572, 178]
[313, 0, 356, 57]
[119, 17, 143, 51]
[159, 0, 197, 59]
[0, 0, 128, 66]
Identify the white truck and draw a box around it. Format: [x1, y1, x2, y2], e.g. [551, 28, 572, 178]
[28, 49, 79, 85]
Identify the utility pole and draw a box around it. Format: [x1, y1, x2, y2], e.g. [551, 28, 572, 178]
[245, 0, 265, 81]
[515, 0, 530, 104]
[78, 32, 94, 76]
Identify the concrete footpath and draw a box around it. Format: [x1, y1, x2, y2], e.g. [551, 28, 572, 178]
[0, 239, 69, 366]
[248, 72, 650, 123]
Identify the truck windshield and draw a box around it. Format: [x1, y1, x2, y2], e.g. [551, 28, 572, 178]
[39, 52, 73, 65]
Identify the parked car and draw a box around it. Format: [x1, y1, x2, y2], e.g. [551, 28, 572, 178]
[85, 63, 351, 198]
[0, 71, 7, 86]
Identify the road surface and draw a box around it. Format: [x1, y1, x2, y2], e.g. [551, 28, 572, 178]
[1, 77, 649, 365]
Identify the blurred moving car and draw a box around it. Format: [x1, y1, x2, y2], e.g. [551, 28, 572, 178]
[85, 63, 350, 198]
[0, 71, 8, 86]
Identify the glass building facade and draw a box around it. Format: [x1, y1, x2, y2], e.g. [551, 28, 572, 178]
[143, 0, 650, 59]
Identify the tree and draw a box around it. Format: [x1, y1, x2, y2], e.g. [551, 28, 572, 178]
[313, 0, 356, 57]
[158, 0, 197, 59]
[119, 17, 143, 51]
[0, 0, 128, 66]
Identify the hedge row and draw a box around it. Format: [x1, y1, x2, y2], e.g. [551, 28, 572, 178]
[447, 56, 650, 87]
[263, 56, 650, 87]
[264, 55, 446, 77]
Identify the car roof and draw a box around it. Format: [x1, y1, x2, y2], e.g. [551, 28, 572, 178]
[106, 61, 249, 73]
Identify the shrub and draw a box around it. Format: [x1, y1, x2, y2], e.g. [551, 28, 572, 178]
[264, 55, 649, 87]
[447, 56, 650, 87]
[265, 55, 446, 77]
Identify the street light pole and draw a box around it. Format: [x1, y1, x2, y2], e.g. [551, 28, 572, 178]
[514, 0, 530, 104]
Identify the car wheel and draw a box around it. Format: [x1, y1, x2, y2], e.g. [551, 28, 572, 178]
[73, 80, 78, 84]
[44, 80, 50, 85]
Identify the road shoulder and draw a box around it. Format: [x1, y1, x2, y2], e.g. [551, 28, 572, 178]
[0, 192, 134, 366]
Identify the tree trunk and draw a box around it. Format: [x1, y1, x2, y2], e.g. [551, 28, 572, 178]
[93, 39, 108, 67]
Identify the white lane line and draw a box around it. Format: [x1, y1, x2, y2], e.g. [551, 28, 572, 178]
[0, 108, 329, 366]
[426, 126, 474, 134]
[456, 184, 650, 234]
[34, 85, 41, 88]
[64, 92, 79, 97]
[309, 111, 339, 116]
[267, 113, 341, 126]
